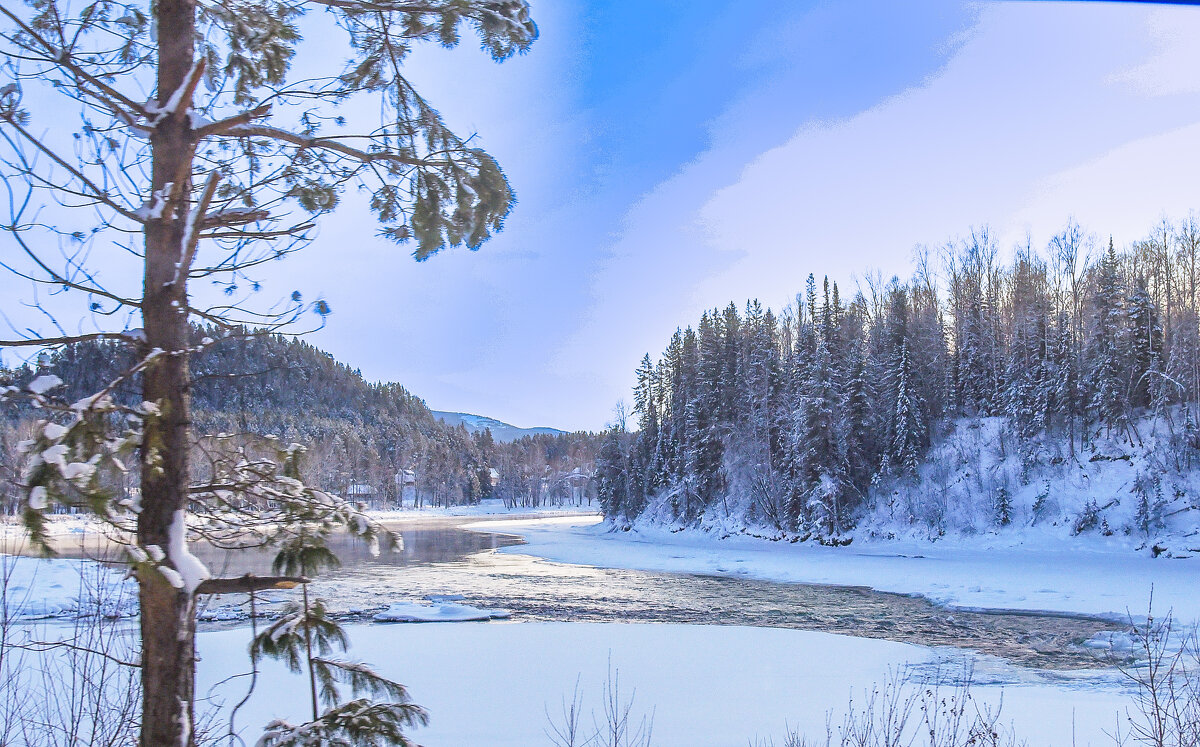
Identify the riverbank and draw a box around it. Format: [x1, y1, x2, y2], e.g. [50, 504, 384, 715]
[470, 516, 1200, 623]
[0, 499, 596, 543]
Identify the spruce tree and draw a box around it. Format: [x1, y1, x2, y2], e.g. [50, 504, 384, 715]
[888, 340, 927, 474]
[796, 334, 848, 536]
[1126, 274, 1163, 410]
[1089, 239, 1128, 433]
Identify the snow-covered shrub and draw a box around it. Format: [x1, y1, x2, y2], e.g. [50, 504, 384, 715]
[1073, 500, 1101, 535]
[1134, 471, 1167, 536]
[993, 486, 1012, 527]
[1031, 481, 1052, 525]
[755, 664, 1020, 747]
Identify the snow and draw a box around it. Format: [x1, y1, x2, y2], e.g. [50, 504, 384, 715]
[1, 514, 103, 541]
[0, 514, 1170, 745]
[197, 621, 1132, 747]
[27, 375, 63, 394]
[0, 555, 136, 619]
[469, 516, 1200, 624]
[186, 111, 213, 130]
[145, 61, 201, 124]
[372, 601, 510, 623]
[167, 509, 209, 594]
[851, 416, 1200, 547]
[140, 182, 174, 220]
[368, 497, 597, 521]
[40, 443, 68, 468]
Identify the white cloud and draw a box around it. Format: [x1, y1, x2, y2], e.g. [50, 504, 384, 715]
[561, 1, 1200, 426]
[1108, 7, 1200, 97]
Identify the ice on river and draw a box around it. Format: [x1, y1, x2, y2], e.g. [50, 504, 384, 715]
[0, 555, 136, 619]
[373, 600, 511, 622]
[199, 621, 1132, 747]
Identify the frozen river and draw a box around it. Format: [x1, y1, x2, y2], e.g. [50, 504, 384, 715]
[97, 514, 1123, 671]
[27, 513, 1147, 745]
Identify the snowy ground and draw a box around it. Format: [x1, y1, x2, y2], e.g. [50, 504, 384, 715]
[368, 498, 598, 521]
[0, 514, 102, 542]
[0, 499, 597, 541]
[197, 621, 1133, 747]
[470, 516, 1200, 623]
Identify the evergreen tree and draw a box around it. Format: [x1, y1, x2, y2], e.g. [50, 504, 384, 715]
[888, 341, 927, 474]
[993, 486, 1012, 527]
[796, 334, 849, 536]
[1006, 251, 1053, 440]
[1126, 274, 1163, 410]
[843, 335, 876, 494]
[593, 215, 1200, 542]
[1089, 239, 1128, 432]
[686, 313, 726, 518]
[0, 0, 537, 739]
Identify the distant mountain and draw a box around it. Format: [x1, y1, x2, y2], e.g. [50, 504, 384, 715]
[431, 411, 565, 443]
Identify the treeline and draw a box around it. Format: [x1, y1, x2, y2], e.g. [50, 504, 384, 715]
[1, 327, 600, 512]
[596, 218, 1200, 539]
[489, 431, 599, 508]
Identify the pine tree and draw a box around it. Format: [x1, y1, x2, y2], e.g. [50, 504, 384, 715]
[1006, 251, 1052, 440]
[0, 0, 537, 740]
[1126, 274, 1163, 410]
[1133, 471, 1166, 536]
[687, 313, 726, 517]
[796, 334, 849, 536]
[596, 427, 631, 519]
[1089, 239, 1128, 433]
[993, 485, 1012, 527]
[843, 335, 876, 493]
[739, 300, 786, 527]
[889, 341, 926, 474]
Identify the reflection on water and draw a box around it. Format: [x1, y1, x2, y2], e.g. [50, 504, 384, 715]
[40, 517, 1121, 670]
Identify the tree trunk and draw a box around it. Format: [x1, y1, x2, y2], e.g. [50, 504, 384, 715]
[139, 0, 198, 741]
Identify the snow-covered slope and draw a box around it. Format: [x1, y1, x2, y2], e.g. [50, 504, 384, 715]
[854, 415, 1200, 554]
[617, 412, 1200, 567]
[430, 410, 564, 442]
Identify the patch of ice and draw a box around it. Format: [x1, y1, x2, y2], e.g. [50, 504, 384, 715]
[199, 604, 247, 622]
[373, 601, 510, 623]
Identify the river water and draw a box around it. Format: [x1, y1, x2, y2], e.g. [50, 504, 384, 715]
[43, 514, 1122, 671]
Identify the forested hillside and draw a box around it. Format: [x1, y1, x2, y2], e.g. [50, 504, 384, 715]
[1, 329, 599, 512]
[596, 219, 1200, 550]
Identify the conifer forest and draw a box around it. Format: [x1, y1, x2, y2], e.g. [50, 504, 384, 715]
[596, 220, 1200, 542]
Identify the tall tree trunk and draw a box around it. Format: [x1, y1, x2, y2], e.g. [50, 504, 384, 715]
[139, 0, 198, 742]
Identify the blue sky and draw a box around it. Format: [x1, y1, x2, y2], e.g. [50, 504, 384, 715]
[283, 0, 1200, 431]
[7, 1, 1200, 432]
